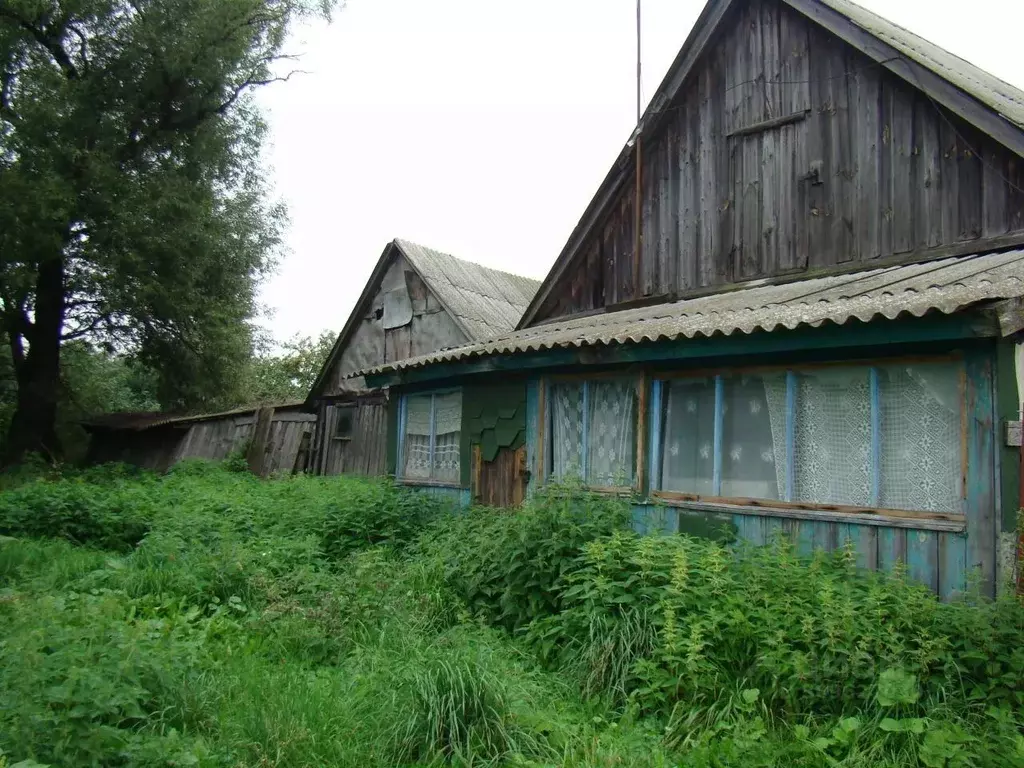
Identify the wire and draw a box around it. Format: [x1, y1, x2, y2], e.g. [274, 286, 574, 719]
[723, 55, 901, 94]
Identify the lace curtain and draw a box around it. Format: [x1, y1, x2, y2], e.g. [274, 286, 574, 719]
[878, 363, 960, 512]
[659, 362, 962, 513]
[432, 391, 462, 484]
[550, 380, 636, 486]
[792, 369, 873, 505]
[401, 391, 462, 483]
[403, 394, 433, 480]
[588, 380, 637, 486]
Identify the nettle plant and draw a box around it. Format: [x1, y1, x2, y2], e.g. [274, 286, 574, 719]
[522, 528, 1023, 722]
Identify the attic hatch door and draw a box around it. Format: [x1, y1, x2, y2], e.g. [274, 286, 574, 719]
[382, 285, 413, 329]
[382, 282, 414, 363]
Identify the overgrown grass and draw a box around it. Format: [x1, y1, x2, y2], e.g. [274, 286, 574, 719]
[0, 462, 1022, 767]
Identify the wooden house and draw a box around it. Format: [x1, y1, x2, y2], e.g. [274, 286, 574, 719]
[84, 402, 315, 475]
[358, 0, 1024, 597]
[305, 239, 541, 476]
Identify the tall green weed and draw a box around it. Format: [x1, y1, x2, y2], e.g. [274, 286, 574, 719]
[420, 482, 630, 631]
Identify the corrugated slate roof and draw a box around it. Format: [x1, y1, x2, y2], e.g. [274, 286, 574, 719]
[395, 239, 541, 340]
[819, 0, 1024, 130]
[357, 249, 1024, 376]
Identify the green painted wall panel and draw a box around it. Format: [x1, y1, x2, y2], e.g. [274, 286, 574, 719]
[460, 380, 527, 487]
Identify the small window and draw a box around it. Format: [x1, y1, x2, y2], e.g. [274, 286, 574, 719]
[334, 406, 356, 440]
[656, 361, 963, 514]
[548, 378, 638, 488]
[400, 391, 462, 484]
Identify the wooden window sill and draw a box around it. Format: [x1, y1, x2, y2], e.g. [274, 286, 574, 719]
[650, 492, 967, 533]
[397, 479, 464, 490]
[541, 481, 638, 496]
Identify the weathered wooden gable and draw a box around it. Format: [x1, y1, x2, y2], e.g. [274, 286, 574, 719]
[529, 0, 1024, 324]
[321, 254, 469, 395]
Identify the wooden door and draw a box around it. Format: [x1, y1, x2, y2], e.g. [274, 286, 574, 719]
[472, 444, 528, 507]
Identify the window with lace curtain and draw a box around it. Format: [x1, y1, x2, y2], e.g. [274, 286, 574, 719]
[547, 378, 639, 488]
[653, 360, 963, 514]
[399, 390, 462, 485]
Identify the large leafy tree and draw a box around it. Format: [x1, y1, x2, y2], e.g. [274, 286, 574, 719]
[0, 0, 334, 463]
[243, 329, 336, 404]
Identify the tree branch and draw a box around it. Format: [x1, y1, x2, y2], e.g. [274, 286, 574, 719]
[66, 22, 89, 76]
[0, 9, 79, 80]
[0, 66, 15, 121]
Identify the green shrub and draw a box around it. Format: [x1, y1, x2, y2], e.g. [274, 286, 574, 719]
[421, 482, 631, 631]
[321, 477, 453, 558]
[523, 530, 1024, 722]
[0, 468, 157, 550]
[0, 589, 210, 766]
[2, 463, 1023, 768]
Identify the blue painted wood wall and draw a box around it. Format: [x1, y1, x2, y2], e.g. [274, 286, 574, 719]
[521, 345, 1000, 599]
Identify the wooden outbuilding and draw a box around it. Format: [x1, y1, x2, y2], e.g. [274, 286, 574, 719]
[84, 402, 315, 475]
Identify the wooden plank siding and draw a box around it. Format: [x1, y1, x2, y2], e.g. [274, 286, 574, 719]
[318, 402, 388, 477]
[531, 0, 1024, 324]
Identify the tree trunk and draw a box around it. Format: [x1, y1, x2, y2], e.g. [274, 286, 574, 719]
[3, 257, 65, 465]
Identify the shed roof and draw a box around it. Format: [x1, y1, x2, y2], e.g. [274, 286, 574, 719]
[83, 401, 307, 432]
[356, 249, 1024, 376]
[395, 240, 541, 340]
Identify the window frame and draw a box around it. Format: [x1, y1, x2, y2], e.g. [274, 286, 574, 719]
[397, 388, 463, 487]
[649, 355, 968, 526]
[541, 373, 646, 494]
[332, 405, 357, 441]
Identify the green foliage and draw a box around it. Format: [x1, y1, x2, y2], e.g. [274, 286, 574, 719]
[1, 466, 1022, 768]
[239, 330, 338, 405]
[0, 465, 156, 549]
[420, 482, 631, 631]
[518, 531, 1024, 720]
[0, 0, 338, 460]
[321, 477, 453, 558]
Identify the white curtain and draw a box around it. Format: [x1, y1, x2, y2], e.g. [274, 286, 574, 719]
[402, 391, 462, 482]
[432, 391, 462, 484]
[661, 376, 786, 499]
[587, 380, 636, 486]
[658, 363, 962, 513]
[550, 381, 635, 485]
[403, 394, 432, 480]
[878, 363, 960, 512]
[661, 378, 716, 495]
[550, 383, 584, 479]
[792, 369, 873, 506]
[721, 374, 786, 499]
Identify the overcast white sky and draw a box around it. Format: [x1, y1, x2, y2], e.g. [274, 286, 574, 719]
[255, 0, 1024, 342]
